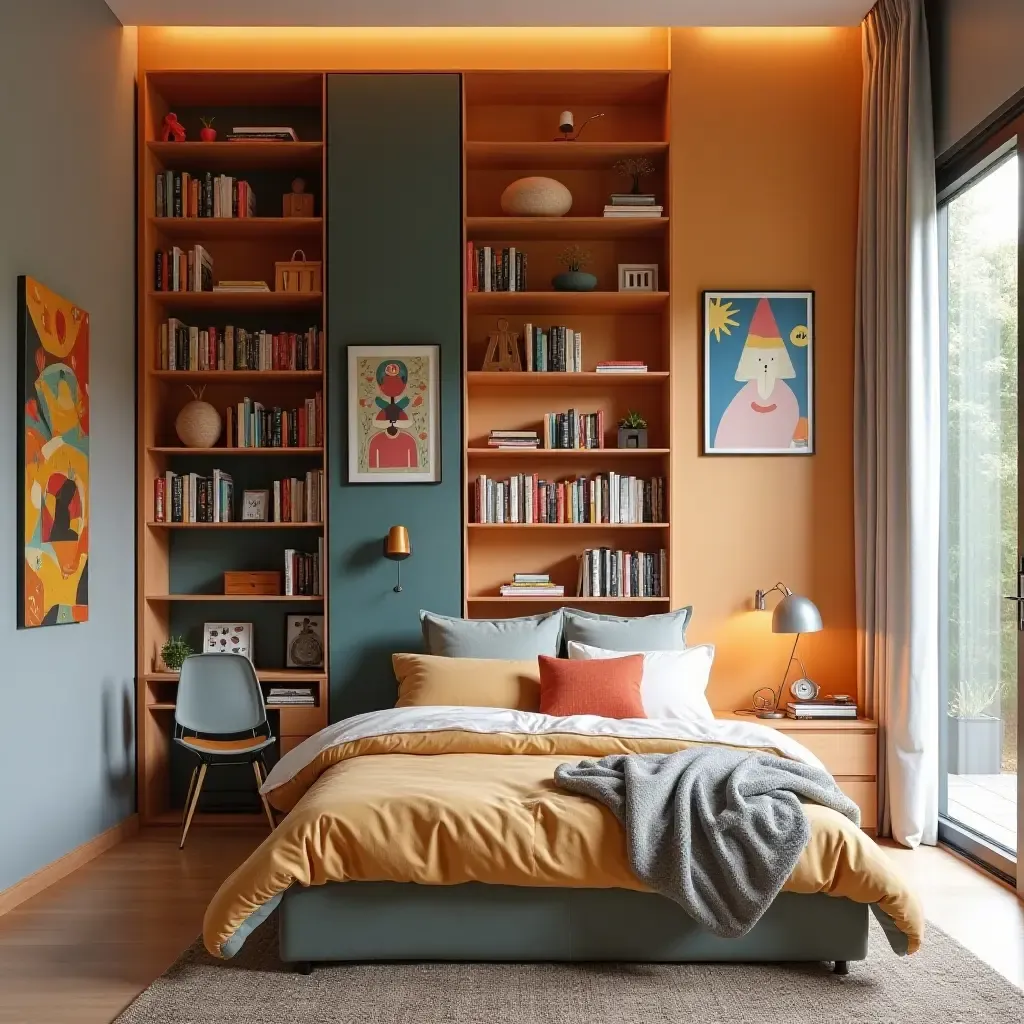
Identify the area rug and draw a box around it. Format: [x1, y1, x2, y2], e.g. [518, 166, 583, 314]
[115, 917, 1024, 1024]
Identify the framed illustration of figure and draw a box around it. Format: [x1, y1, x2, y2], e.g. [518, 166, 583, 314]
[703, 291, 814, 455]
[347, 345, 441, 483]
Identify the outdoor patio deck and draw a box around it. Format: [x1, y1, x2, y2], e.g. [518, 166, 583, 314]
[948, 773, 1018, 852]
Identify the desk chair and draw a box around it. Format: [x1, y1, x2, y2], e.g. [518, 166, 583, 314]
[174, 653, 277, 848]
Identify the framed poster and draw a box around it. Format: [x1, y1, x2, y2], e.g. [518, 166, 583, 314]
[703, 291, 814, 456]
[286, 614, 325, 668]
[17, 276, 90, 627]
[347, 345, 440, 483]
[203, 621, 254, 661]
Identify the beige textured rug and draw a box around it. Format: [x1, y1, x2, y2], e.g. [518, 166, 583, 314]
[115, 918, 1024, 1024]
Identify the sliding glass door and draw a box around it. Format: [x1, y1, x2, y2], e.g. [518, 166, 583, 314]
[939, 145, 1021, 881]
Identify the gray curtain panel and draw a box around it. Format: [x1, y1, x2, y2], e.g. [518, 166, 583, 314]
[855, 0, 941, 846]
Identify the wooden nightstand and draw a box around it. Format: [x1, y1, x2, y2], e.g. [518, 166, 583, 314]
[715, 712, 879, 834]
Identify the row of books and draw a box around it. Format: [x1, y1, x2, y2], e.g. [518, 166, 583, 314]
[786, 700, 858, 720]
[154, 245, 213, 292]
[499, 573, 564, 598]
[577, 548, 667, 598]
[474, 473, 666, 525]
[525, 325, 582, 373]
[155, 171, 256, 219]
[603, 193, 663, 218]
[227, 126, 299, 142]
[267, 687, 316, 706]
[488, 430, 540, 450]
[223, 393, 323, 449]
[596, 361, 648, 373]
[545, 409, 605, 450]
[466, 243, 528, 292]
[154, 470, 234, 523]
[158, 320, 322, 372]
[284, 542, 324, 597]
[271, 472, 325, 524]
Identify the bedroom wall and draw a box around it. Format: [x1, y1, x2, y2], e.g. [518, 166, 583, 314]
[0, 2, 136, 892]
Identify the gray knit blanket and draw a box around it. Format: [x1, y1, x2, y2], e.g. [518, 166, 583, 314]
[554, 747, 861, 938]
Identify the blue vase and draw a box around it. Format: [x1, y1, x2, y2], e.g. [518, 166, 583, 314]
[552, 270, 598, 292]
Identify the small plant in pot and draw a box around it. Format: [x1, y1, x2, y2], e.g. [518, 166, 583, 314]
[552, 245, 597, 292]
[612, 156, 656, 196]
[617, 410, 648, 449]
[161, 635, 194, 673]
[199, 116, 217, 142]
[947, 678, 1002, 776]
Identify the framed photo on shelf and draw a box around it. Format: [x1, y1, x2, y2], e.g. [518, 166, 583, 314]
[347, 344, 440, 484]
[703, 291, 814, 456]
[286, 614, 325, 668]
[203, 622, 254, 661]
[241, 489, 269, 521]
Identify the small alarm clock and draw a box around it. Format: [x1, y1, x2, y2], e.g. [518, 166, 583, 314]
[790, 678, 820, 701]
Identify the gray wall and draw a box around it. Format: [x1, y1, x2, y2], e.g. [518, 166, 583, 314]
[0, 2, 136, 891]
[928, 0, 1024, 157]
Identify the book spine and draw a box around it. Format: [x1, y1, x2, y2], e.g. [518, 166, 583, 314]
[154, 478, 165, 522]
[154, 250, 163, 292]
[173, 172, 182, 217]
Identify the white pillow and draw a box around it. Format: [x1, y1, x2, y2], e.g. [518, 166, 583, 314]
[567, 641, 715, 722]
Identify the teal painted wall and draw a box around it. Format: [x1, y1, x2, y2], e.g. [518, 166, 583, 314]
[327, 75, 463, 720]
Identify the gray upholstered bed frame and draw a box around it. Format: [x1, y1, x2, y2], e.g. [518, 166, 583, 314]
[279, 882, 868, 975]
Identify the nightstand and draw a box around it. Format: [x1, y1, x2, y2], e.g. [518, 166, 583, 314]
[715, 712, 878, 834]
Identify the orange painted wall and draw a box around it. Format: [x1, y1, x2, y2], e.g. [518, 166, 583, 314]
[669, 27, 862, 711]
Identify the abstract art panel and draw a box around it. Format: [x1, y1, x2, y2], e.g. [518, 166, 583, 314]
[347, 344, 440, 483]
[17, 276, 89, 627]
[703, 291, 814, 455]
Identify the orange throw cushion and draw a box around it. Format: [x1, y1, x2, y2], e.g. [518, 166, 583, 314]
[538, 654, 646, 719]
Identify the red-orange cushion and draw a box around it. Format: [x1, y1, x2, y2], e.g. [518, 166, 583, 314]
[537, 653, 646, 719]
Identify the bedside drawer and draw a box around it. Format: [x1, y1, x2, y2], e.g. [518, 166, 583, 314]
[791, 731, 877, 777]
[275, 706, 326, 736]
[835, 776, 878, 834]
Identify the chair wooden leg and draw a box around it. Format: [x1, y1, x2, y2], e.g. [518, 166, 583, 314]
[182, 766, 198, 828]
[179, 762, 207, 849]
[252, 760, 276, 832]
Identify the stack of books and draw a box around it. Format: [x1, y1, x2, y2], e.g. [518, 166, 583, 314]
[154, 245, 213, 292]
[488, 430, 540, 450]
[786, 699, 858, 721]
[224, 393, 323, 449]
[524, 324, 582, 372]
[577, 548, 667, 598]
[154, 469, 234, 524]
[212, 280, 270, 292]
[227, 126, 299, 142]
[155, 171, 255, 219]
[544, 409, 604, 450]
[284, 539, 324, 596]
[596, 360, 648, 373]
[158, 321, 322, 372]
[466, 243, 528, 292]
[267, 687, 316, 706]
[272, 471, 325, 523]
[499, 573, 564, 598]
[603, 194, 663, 218]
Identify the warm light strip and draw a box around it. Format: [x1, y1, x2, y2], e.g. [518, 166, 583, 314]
[695, 27, 844, 42]
[154, 26, 663, 44]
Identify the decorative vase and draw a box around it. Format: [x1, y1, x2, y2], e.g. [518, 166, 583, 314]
[552, 270, 597, 292]
[199, 126, 217, 142]
[500, 176, 572, 217]
[617, 426, 648, 449]
[175, 399, 222, 448]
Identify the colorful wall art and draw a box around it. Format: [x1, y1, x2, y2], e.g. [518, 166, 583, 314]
[703, 291, 814, 455]
[17, 276, 90, 627]
[347, 344, 440, 483]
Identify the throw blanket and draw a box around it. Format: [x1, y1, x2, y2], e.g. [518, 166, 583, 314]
[554, 747, 861, 938]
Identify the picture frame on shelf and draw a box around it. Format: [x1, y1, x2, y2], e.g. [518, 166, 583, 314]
[202, 621, 254, 661]
[618, 264, 658, 292]
[347, 344, 441, 484]
[241, 489, 270, 521]
[703, 291, 814, 456]
[286, 614, 325, 668]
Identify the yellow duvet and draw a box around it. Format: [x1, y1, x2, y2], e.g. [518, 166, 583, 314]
[203, 706, 922, 959]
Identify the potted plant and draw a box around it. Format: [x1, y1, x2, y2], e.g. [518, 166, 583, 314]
[612, 156, 656, 196]
[161, 635, 194, 673]
[617, 410, 648, 449]
[947, 678, 1002, 775]
[199, 116, 217, 142]
[552, 245, 597, 292]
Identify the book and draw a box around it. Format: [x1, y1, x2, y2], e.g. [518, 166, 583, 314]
[230, 126, 299, 140]
[542, 408, 604, 450]
[467, 243, 529, 293]
[213, 281, 270, 292]
[499, 585, 564, 597]
[577, 548, 666, 598]
[156, 322, 322, 372]
[153, 245, 213, 293]
[609, 193, 657, 205]
[602, 206, 664, 218]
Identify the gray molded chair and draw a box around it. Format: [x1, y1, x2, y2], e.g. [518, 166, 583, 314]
[174, 653, 276, 848]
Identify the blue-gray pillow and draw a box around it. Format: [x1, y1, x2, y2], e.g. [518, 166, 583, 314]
[562, 606, 692, 651]
[420, 609, 564, 659]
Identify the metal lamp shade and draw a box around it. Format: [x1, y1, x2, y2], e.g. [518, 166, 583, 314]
[772, 593, 822, 634]
[384, 525, 411, 561]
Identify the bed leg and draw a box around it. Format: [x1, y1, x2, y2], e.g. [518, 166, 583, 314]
[295, 961, 313, 976]
[833, 960, 849, 976]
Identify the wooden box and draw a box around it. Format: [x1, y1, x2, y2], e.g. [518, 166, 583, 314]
[283, 192, 315, 218]
[224, 570, 282, 596]
[275, 250, 322, 294]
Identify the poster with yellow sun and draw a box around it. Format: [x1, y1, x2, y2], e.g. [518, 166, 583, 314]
[17, 276, 89, 627]
[703, 291, 814, 455]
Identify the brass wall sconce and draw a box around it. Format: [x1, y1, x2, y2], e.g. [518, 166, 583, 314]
[384, 526, 411, 593]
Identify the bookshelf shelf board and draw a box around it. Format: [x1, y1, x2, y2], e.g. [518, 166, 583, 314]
[465, 141, 668, 170]
[148, 141, 324, 171]
[467, 371, 669, 387]
[146, 521, 324, 530]
[467, 291, 669, 314]
[467, 596, 671, 605]
[145, 594, 324, 603]
[145, 670, 326, 683]
[468, 522, 669, 530]
[467, 216, 666, 241]
[150, 216, 322, 240]
[467, 447, 670, 458]
[147, 291, 323, 310]
[149, 702, 321, 711]
[152, 370, 323, 383]
[148, 446, 323, 456]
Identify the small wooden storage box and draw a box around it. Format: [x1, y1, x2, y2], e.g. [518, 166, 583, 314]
[224, 570, 282, 596]
[275, 250, 322, 294]
[283, 192, 315, 218]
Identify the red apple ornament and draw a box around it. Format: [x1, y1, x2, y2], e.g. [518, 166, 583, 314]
[199, 116, 216, 142]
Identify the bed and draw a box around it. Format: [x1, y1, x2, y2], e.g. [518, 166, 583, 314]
[202, 706, 922, 973]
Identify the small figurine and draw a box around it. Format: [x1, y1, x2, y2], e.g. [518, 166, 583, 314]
[282, 177, 315, 218]
[162, 113, 186, 142]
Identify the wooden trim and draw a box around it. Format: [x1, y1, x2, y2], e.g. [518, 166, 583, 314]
[0, 815, 139, 917]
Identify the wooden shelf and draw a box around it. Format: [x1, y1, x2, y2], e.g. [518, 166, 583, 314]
[465, 141, 668, 170]
[467, 596, 670, 604]
[145, 670, 326, 683]
[714, 712, 877, 732]
[147, 291, 322, 310]
[145, 594, 323, 603]
[468, 523, 669, 530]
[150, 216, 322, 240]
[146, 521, 323, 529]
[148, 141, 324, 171]
[467, 291, 668, 313]
[466, 216, 666, 241]
[467, 371, 668, 387]
[147, 446, 323, 456]
[149, 702, 321, 711]
[151, 370, 323, 382]
[468, 447, 670, 458]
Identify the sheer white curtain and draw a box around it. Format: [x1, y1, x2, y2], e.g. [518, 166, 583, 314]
[855, 0, 940, 846]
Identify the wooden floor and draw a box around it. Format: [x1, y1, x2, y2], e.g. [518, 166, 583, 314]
[0, 828, 1021, 1024]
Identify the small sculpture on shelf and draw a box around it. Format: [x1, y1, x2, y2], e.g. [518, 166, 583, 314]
[175, 385, 222, 448]
[500, 176, 572, 217]
[283, 177, 315, 218]
[160, 635, 194, 673]
[199, 116, 217, 142]
[552, 245, 597, 292]
[161, 112, 186, 142]
[613, 156, 656, 196]
[554, 111, 605, 142]
[617, 410, 649, 449]
[481, 318, 522, 372]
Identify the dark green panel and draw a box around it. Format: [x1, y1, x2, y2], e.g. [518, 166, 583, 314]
[327, 74, 463, 720]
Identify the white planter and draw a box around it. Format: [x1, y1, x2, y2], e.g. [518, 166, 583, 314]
[946, 715, 1001, 775]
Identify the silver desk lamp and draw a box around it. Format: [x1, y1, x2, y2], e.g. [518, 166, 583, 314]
[752, 582, 823, 719]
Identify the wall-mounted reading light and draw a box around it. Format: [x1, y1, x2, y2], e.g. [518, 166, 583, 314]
[384, 526, 411, 593]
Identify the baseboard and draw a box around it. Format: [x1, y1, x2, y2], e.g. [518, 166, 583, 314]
[0, 813, 140, 917]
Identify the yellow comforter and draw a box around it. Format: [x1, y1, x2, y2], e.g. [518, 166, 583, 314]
[203, 706, 923, 959]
